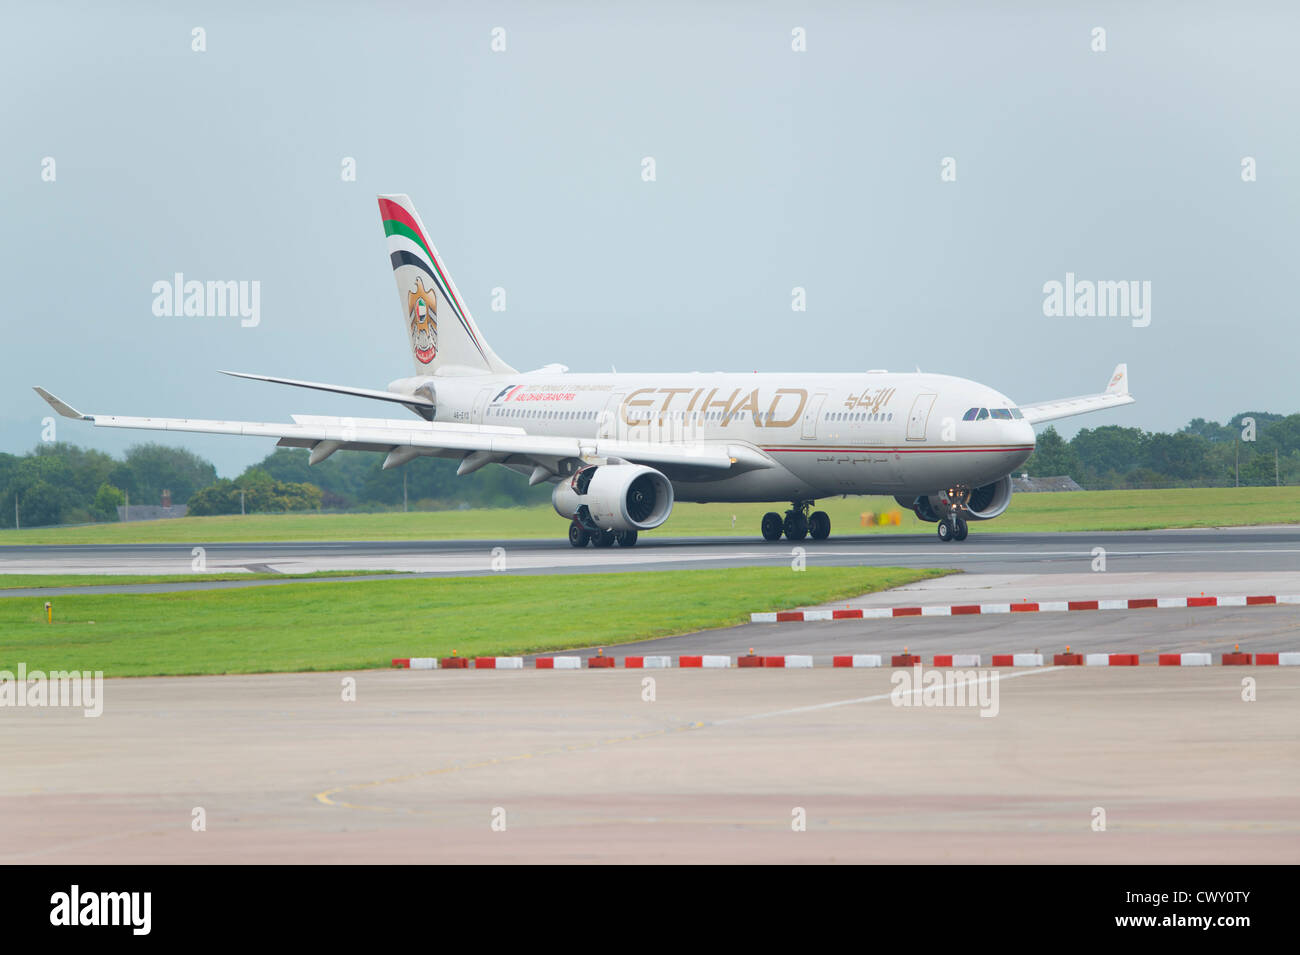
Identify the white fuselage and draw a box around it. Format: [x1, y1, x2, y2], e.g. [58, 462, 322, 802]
[422, 371, 1036, 502]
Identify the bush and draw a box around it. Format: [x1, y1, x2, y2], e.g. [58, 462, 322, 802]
[91, 483, 125, 522]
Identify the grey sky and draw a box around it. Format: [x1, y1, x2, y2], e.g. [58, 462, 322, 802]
[3, 1, 1296, 477]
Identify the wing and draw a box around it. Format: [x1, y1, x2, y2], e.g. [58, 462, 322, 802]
[1019, 363, 1135, 425]
[32, 388, 775, 482]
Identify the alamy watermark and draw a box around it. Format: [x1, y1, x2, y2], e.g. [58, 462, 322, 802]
[152, 273, 260, 327]
[890, 664, 999, 718]
[1, 663, 103, 717]
[1042, 272, 1150, 328]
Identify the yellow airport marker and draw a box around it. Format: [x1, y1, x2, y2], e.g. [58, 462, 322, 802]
[45, 601, 51, 624]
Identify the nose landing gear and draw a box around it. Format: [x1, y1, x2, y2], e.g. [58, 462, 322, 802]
[935, 487, 970, 542]
[937, 513, 968, 542]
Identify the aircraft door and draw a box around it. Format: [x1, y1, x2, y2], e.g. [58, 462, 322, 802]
[906, 393, 937, 441]
[598, 392, 626, 439]
[801, 393, 827, 440]
[472, 387, 493, 425]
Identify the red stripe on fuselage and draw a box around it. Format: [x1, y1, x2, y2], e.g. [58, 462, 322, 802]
[760, 446, 1034, 454]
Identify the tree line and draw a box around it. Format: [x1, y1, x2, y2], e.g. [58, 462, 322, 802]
[0, 442, 550, 528]
[1023, 413, 1300, 488]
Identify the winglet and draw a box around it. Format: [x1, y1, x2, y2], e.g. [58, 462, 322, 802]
[1104, 363, 1128, 396]
[33, 387, 89, 420]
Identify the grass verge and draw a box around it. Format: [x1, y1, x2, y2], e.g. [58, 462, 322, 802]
[0, 566, 949, 676]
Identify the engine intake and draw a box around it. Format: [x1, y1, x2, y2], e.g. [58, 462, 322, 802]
[552, 464, 674, 532]
[965, 475, 1012, 520]
[896, 475, 1013, 523]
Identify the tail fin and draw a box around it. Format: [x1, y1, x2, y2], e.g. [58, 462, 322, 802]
[378, 194, 515, 376]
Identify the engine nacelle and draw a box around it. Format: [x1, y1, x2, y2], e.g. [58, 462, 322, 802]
[552, 464, 674, 532]
[964, 475, 1013, 520]
[897, 475, 1013, 523]
[895, 494, 938, 522]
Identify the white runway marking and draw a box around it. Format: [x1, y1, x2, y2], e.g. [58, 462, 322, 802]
[713, 666, 1062, 725]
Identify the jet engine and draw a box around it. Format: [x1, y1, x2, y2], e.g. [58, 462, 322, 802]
[552, 464, 674, 532]
[964, 475, 1013, 520]
[895, 475, 1013, 522]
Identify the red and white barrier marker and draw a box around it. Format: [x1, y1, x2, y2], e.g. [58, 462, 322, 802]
[474, 657, 524, 669]
[393, 648, 1298, 670]
[679, 655, 731, 668]
[624, 655, 672, 668]
[1257, 653, 1300, 665]
[1158, 652, 1213, 666]
[1085, 653, 1140, 666]
[990, 653, 1045, 667]
[832, 654, 884, 668]
[763, 654, 813, 668]
[752, 593, 1300, 624]
[933, 654, 982, 667]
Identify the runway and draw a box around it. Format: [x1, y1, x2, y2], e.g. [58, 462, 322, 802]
[3, 526, 1300, 595]
[2, 667, 1295, 864]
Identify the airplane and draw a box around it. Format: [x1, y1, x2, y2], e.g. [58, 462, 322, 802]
[35, 194, 1134, 547]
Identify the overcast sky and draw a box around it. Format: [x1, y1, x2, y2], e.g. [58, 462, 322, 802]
[3, 1, 1296, 476]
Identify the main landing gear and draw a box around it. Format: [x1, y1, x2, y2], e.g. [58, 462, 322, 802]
[569, 521, 638, 548]
[761, 502, 830, 542]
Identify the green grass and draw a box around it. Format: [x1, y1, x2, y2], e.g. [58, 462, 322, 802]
[0, 566, 947, 677]
[0, 570, 405, 590]
[0, 487, 1297, 545]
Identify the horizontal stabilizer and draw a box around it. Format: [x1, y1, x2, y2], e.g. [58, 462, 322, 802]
[220, 370, 434, 408]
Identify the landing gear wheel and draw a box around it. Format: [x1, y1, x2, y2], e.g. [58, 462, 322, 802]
[761, 512, 784, 542]
[936, 520, 953, 543]
[784, 512, 808, 541]
[593, 529, 617, 548]
[568, 522, 590, 548]
[808, 511, 831, 540]
[615, 529, 638, 547]
[953, 518, 968, 541]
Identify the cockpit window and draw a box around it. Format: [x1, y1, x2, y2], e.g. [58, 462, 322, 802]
[975, 408, 989, 420]
[990, 408, 1012, 420]
[962, 408, 979, 421]
[1009, 407, 1024, 419]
